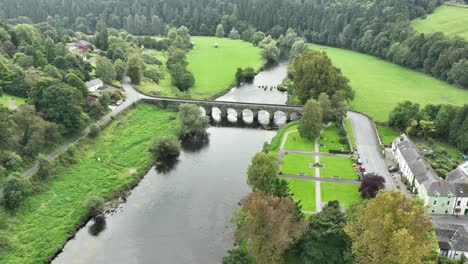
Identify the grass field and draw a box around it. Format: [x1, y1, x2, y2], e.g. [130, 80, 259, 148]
[344, 118, 357, 150]
[285, 178, 316, 212]
[376, 125, 400, 145]
[264, 122, 298, 153]
[319, 124, 349, 152]
[0, 93, 26, 109]
[321, 182, 361, 209]
[320, 156, 356, 180]
[411, 5, 468, 40]
[281, 154, 316, 176]
[140, 36, 263, 99]
[284, 131, 314, 151]
[311, 45, 468, 121]
[0, 103, 179, 264]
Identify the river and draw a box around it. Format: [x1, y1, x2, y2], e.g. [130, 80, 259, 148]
[52, 62, 288, 264]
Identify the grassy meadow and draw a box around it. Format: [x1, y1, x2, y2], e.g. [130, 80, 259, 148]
[0, 103, 179, 264]
[0, 93, 26, 109]
[139, 36, 263, 99]
[320, 156, 356, 180]
[284, 131, 315, 151]
[285, 178, 316, 212]
[311, 45, 468, 121]
[411, 5, 468, 40]
[321, 182, 361, 209]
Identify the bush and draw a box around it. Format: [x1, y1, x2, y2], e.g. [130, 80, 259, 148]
[3, 172, 29, 210]
[329, 149, 352, 154]
[223, 248, 252, 264]
[339, 137, 348, 145]
[84, 196, 105, 217]
[35, 155, 53, 180]
[150, 136, 181, 159]
[89, 125, 101, 138]
[235, 67, 256, 84]
[5, 152, 22, 170]
[142, 54, 162, 65]
[144, 69, 161, 83]
[0, 232, 10, 250]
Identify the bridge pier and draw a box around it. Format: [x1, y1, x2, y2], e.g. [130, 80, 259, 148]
[268, 111, 275, 124]
[252, 111, 259, 123]
[220, 108, 228, 120]
[205, 107, 212, 118]
[237, 110, 243, 120]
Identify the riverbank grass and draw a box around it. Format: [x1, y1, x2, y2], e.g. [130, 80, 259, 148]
[310, 45, 468, 121]
[0, 103, 179, 264]
[344, 118, 357, 150]
[411, 5, 468, 40]
[281, 153, 316, 176]
[139, 36, 263, 99]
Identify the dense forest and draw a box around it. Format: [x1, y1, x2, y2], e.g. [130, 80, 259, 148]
[1, 0, 467, 88]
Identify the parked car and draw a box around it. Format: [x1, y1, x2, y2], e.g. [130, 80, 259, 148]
[388, 166, 398, 173]
[116, 99, 123, 106]
[356, 158, 363, 165]
[359, 166, 366, 172]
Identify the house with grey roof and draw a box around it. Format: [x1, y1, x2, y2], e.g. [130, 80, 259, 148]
[85, 78, 104, 92]
[435, 223, 468, 259]
[392, 134, 458, 214]
[447, 162, 468, 216]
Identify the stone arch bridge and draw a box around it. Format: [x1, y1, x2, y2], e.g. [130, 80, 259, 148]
[142, 97, 303, 124]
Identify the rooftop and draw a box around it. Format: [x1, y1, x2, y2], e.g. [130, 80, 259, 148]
[85, 78, 103, 88]
[435, 224, 468, 253]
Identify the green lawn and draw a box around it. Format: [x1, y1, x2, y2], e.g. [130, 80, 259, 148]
[310, 45, 468, 121]
[319, 123, 349, 152]
[411, 5, 468, 40]
[0, 103, 179, 264]
[320, 156, 357, 180]
[285, 178, 316, 212]
[0, 93, 26, 109]
[321, 182, 361, 209]
[284, 131, 315, 151]
[281, 154, 316, 176]
[140, 36, 263, 99]
[264, 122, 298, 153]
[344, 118, 357, 150]
[376, 125, 400, 145]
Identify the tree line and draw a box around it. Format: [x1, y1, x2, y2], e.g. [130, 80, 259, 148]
[1, 0, 467, 87]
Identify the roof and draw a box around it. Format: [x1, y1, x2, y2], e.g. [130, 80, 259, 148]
[435, 224, 468, 252]
[447, 162, 468, 184]
[85, 78, 103, 88]
[76, 40, 91, 46]
[394, 134, 441, 191]
[452, 183, 468, 197]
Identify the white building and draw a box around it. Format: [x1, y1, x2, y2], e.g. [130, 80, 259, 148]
[85, 78, 104, 92]
[436, 224, 468, 259]
[447, 162, 468, 216]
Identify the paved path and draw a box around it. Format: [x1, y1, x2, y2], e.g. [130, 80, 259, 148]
[347, 111, 397, 190]
[281, 150, 354, 158]
[314, 136, 322, 212]
[279, 174, 360, 184]
[22, 77, 143, 178]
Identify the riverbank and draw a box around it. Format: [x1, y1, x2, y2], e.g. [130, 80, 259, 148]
[0, 103, 179, 264]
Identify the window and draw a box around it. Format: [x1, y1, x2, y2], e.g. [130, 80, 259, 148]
[433, 201, 437, 205]
[457, 200, 461, 206]
[432, 210, 435, 213]
[445, 210, 448, 214]
[447, 201, 450, 206]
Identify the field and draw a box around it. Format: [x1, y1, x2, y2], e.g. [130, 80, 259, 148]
[320, 156, 356, 180]
[376, 125, 400, 145]
[139, 36, 263, 99]
[0, 93, 26, 109]
[0, 103, 179, 264]
[285, 178, 316, 211]
[321, 182, 361, 209]
[281, 154, 316, 176]
[411, 5, 468, 40]
[311, 45, 468, 121]
[319, 124, 349, 152]
[284, 131, 315, 151]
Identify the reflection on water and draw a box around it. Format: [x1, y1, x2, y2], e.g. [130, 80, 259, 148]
[52, 62, 288, 264]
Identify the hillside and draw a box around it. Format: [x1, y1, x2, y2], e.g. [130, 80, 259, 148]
[411, 4, 468, 40]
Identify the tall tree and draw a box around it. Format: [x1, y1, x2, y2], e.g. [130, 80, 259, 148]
[95, 57, 115, 84]
[178, 104, 209, 137]
[215, 24, 225, 38]
[359, 173, 385, 199]
[247, 152, 278, 193]
[299, 99, 323, 140]
[126, 46, 144, 85]
[345, 191, 437, 264]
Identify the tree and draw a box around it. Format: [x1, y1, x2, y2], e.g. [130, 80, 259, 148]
[299, 99, 323, 140]
[84, 196, 105, 217]
[126, 46, 144, 85]
[290, 39, 307, 58]
[448, 59, 468, 87]
[300, 201, 353, 264]
[236, 192, 308, 264]
[290, 50, 353, 104]
[388, 101, 421, 131]
[252, 31, 266, 46]
[215, 24, 225, 38]
[65, 73, 88, 98]
[318, 93, 332, 122]
[3, 172, 29, 210]
[359, 173, 385, 199]
[228, 28, 240, 39]
[170, 63, 194, 91]
[345, 191, 437, 264]
[33, 51, 47, 68]
[43, 65, 62, 79]
[223, 248, 251, 264]
[261, 40, 280, 64]
[178, 104, 209, 137]
[247, 152, 278, 193]
[114, 59, 126, 80]
[96, 57, 115, 84]
[95, 21, 109, 50]
[0, 106, 14, 148]
[150, 136, 181, 159]
[2, 40, 16, 58]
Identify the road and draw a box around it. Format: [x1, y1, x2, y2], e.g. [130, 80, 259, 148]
[347, 111, 397, 190]
[22, 77, 143, 177]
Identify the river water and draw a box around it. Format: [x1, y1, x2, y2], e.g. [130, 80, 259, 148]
[52, 62, 288, 264]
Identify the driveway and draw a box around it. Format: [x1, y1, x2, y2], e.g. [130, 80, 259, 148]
[347, 111, 397, 190]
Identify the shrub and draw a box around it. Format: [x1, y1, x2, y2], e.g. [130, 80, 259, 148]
[84, 196, 105, 217]
[35, 155, 53, 180]
[5, 152, 22, 170]
[223, 248, 252, 264]
[3, 172, 29, 210]
[89, 125, 101, 138]
[339, 137, 348, 145]
[142, 54, 162, 65]
[150, 136, 181, 159]
[0, 232, 10, 250]
[144, 68, 161, 83]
